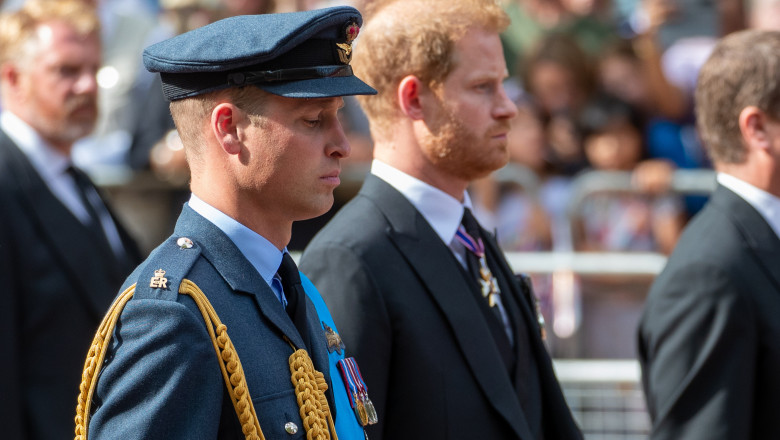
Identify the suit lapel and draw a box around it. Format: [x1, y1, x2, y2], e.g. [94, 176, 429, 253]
[360, 176, 533, 439]
[174, 206, 307, 350]
[0, 133, 120, 318]
[714, 185, 780, 290]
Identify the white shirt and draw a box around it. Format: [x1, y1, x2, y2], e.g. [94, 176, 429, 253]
[717, 172, 780, 239]
[188, 194, 288, 306]
[1, 111, 125, 257]
[371, 159, 513, 342]
[371, 159, 473, 266]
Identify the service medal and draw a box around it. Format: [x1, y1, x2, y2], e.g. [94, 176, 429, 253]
[355, 393, 369, 426]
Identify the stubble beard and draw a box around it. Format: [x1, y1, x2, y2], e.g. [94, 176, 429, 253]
[419, 105, 509, 182]
[35, 95, 98, 148]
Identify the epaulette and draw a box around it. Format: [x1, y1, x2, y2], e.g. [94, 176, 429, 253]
[131, 235, 202, 302]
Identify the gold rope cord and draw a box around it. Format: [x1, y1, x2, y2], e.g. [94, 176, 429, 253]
[289, 348, 339, 440]
[74, 279, 339, 440]
[73, 280, 265, 440]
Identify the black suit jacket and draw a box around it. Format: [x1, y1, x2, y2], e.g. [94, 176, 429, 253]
[300, 175, 581, 440]
[638, 184, 780, 439]
[0, 130, 141, 439]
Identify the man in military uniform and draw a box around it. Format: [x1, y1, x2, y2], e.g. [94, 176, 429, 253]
[78, 7, 376, 439]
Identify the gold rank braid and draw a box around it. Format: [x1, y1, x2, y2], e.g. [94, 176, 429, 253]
[289, 348, 339, 440]
[76, 279, 279, 440]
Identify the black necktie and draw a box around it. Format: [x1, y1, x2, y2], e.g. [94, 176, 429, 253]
[277, 253, 311, 351]
[459, 208, 514, 337]
[67, 166, 101, 227]
[66, 165, 117, 255]
[460, 208, 485, 289]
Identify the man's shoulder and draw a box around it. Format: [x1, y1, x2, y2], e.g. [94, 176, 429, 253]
[313, 192, 389, 242]
[122, 234, 207, 302]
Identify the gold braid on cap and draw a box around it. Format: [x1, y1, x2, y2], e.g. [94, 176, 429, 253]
[75, 279, 338, 440]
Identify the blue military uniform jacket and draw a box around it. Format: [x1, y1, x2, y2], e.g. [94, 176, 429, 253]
[88, 204, 364, 439]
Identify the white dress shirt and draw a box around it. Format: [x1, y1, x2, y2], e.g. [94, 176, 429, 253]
[718, 172, 780, 239]
[1, 111, 125, 257]
[371, 159, 513, 341]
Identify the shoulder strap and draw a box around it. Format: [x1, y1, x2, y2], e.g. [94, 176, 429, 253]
[74, 280, 266, 440]
[74, 251, 340, 440]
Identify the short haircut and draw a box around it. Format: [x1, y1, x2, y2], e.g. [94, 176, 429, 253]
[352, 0, 509, 139]
[0, 0, 100, 68]
[169, 86, 269, 163]
[695, 29, 780, 164]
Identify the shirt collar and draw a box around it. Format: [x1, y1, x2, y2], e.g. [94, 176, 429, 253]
[188, 193, 284, 286]
[371, 159, 472, 244]
[0, 111, 70, 178]
[717, 172, 780, 239]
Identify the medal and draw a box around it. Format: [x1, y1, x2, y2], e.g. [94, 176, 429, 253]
[355, 392, 369, 426]
[363, 394, 379, 425]
[337, 357, 379, 426]
[457, 226, 502, 308]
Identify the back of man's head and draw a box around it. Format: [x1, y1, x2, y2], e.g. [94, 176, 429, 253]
[353, 0, 509, 139]
[695, 29, 780, 165]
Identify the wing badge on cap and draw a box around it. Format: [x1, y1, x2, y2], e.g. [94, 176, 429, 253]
[323, 321, 346, 354]
[336, 21, 360, 64]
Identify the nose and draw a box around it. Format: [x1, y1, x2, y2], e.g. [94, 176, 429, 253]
[494, 83, 518, 120]
[74, 67, 98, 95]
[325, 120, 351, 159]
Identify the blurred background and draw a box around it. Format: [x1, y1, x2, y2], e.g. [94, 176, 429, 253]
[3, 0, 772, 437]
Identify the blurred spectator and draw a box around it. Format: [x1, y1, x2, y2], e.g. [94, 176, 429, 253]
[127, 0, 224, 180]
[521, 32, 594, 175]
[575, 94, 685, 254]
[500, 0, 616, 77]
[0, 1, 142, 438]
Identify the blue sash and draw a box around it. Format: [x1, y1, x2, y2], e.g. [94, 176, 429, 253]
[301, 273, 365, 440]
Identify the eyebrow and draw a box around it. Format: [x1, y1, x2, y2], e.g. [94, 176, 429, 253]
[301, 97, 345, 111]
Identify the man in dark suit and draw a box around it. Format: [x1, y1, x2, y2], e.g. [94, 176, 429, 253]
[300, 1, 582, 438]
[0, 2, 142, 438]
[638, 29, 780, 439]
[79, 6, 377, 440]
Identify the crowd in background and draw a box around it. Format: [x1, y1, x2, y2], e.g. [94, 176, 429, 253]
[0, 0, 772, 356]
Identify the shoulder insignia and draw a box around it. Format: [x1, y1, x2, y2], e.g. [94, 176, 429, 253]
[150, 269, 168, 289]
[132, 235, 202, 301]
[323, 321, 345, 354]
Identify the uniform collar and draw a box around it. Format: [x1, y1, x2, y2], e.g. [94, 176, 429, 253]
[370, 159, 472, 245]
[187, 193, 284, 287]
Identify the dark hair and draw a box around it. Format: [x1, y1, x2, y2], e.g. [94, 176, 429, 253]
[577, 93, 643, 140]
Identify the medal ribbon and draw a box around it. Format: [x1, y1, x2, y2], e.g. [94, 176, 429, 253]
[337, 358, 360, 408]
[345, 358, 368, 397]
[455, 225, 485, 258]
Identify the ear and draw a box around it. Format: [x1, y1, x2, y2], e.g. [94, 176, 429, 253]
[739, 106, 771, 151]
[398, 75, 425, 120]
[1, 63, 20, 91]
[211, 102, 243, 155]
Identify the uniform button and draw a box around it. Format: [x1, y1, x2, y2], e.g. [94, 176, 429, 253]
[284, 422, 298, 434]
[177, 237, 194, 249]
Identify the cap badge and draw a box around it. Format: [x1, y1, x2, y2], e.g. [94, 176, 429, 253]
[322, 321, 345, 354]
[150, 269, 169, 289]
[336, 21, 360, 64]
